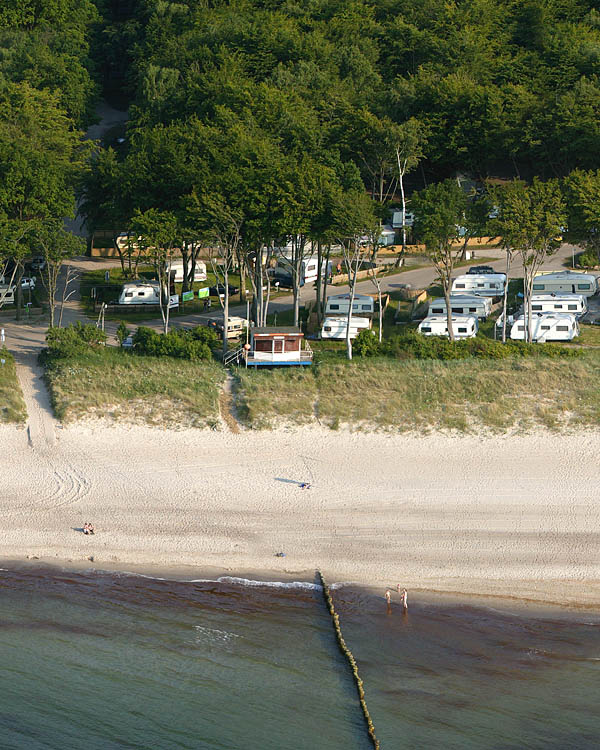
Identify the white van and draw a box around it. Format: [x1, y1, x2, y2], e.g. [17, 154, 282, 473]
[510, 313, 579, 342]
[529, 293, 587, 317]
[532, 271, 598, 297]
[165, 260, 207, 282]
[451, 273, 506, 297]
[325, 293, 375, 317]
[321, 316, 371, 340]
[418, 315, 478, 339]
[118, 281, 161, 305]
[428, 295, 492, 320]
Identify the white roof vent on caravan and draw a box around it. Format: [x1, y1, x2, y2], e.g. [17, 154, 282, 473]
[532, 271, 598, 297]
[418, 315, 478, 339]
[428, 295, 492, 319]
[451, 273, 506, 297]
[510, 313, 579, 342]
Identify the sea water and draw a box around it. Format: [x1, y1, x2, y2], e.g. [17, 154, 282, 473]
[0, 566, 598, 749]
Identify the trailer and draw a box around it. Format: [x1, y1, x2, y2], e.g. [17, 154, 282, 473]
[510, 313, 579, 342]
[418, 315, 478, 339]
[165, 260, 207, 282]
[324, 293, 375, 317]
[273, 256, 331, 287]
[321, 316, 372, 340]
[532, 271, 598, 297]
[451, 273, 506, 297]
[0, 285, 15, 306]
[428, 295, 492, 320]
[118, 281, 161, 305]
[529, 293, 587, 317]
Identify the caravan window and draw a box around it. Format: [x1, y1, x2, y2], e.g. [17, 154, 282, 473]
[557, 325, 569, 331]
[329, 304, 339, 310]
[324, 326, 332, 332]
[455, 283, 465, 288]
[577, 283, 591, 290]
[533, 284, 544, 290]
[532, 305, 542, 311]
[138, 291, 145, 296]
[477, 283, 484, 288]
[568, 304, 577, 310]
[125, 292, 133, 298]
[451, 307, 464, 313]
[469, 307, 477, 312]
[361, 304, 370, 310]
[432, 307, 443, 313]
[518, 325, 525, 331]
[421, 326, 431, 333]
[541, 325, 551, 330]
[458, 327, 467, 333]
[554, 304, 562, 309]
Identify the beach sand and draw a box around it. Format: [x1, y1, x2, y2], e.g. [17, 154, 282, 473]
[3, 422, 600, 608]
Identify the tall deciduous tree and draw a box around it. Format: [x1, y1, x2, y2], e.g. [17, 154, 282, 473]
[411, 180, 467, 342]
[563, 169, 600, 264]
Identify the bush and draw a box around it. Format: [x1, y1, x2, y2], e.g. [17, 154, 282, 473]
[45, 322, 107, 357]
[578, 250, 598, 268]
[116, 321, 130, 345]
[132, 325, 218, 361]
[353, 328, 383, 357]
[383, 330, 580, 360]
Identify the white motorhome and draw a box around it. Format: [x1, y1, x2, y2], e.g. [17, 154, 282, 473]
[165, 260, 207, 282]
[325, 293, 375, 317]
[321, 316, 372, 340]
[532, 271, 598, 297]
[418, 315, 478, 339]
[0, 285, 15, 305]
[118, 281, 161, 305]
[451, 273, 506, 297]
[428, 295, 492, 320]
[529, 293, 587, 317]
[273, 256, 330, 287]
[510, 313, 579, 342]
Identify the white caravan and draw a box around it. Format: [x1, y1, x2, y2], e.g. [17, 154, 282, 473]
[325, 293, 375, 317]
[0, 284, 15, 306]
[532, 271, 598, 297]
[428, 295, 492, 320]
[510, 313, 579, 342]
[321, 316, 371, 340]
[118, 281, 161, 305]
[273, 256, 330, 287]
[165, 260, 207, 282]
[529, 293, 587, 317]
[451, 273, 506, 297]
[418, 315, 478, 339]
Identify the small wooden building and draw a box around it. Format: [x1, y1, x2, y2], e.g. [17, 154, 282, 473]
[244, 326, 313, 367]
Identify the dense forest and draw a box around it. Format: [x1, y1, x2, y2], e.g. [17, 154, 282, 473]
[3, 0, 600, 333]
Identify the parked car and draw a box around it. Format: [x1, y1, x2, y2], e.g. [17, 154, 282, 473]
[121, 335, 134, 349]
[467, 265, 495, 275]
[30, 256, 46, 271]
[21, 276, 36, 290]
[209, 284, 240, 296]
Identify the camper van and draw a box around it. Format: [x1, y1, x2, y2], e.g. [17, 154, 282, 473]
[418, 315, 478, 339]
[325, 293, 375, 317]
[207, 316, 248, 339]
[273, 256, 330, 288]
[532, 271, 598, 297]
[428, 295, 492, 320]
[529, 293, 587, 317]
[165, 260, 207, 283]
[510, 313, 579, 342]
[118, 281, 161, 305]
[451, 273, 506, 297]
[0, 285, 15, 306]
[321, 316, 372, 340]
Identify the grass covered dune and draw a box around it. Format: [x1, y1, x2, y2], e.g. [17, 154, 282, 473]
[45, 348, 225, 428]
[235, 354, 600, 432]
[0, 350, 26, 423]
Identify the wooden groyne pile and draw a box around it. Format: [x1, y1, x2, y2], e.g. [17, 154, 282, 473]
[317, 570, 380, 750]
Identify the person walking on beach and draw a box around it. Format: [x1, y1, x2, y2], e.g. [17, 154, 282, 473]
[397, 586, 408, 613]
[385, 589, 392, 613]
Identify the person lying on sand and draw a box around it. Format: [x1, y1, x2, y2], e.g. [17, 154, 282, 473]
[299, 482, 311, 489]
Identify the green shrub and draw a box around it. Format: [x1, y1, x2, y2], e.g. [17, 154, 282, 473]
[578, 250, 598, 268]
[133, 325, 218, 361]
[45, 322, 107, 357]
[353, 328, 383, 357]
[116, 321, 130, 345]
[383, 330, 580, 360]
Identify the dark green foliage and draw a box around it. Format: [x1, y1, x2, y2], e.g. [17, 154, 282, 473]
[353, 328, 381, 357]
[45, 321, 107, 357]
[132, 325, 218, 361]
[116, 321, 130, 345]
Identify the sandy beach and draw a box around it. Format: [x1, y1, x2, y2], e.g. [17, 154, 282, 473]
[2, 421, 600, 608]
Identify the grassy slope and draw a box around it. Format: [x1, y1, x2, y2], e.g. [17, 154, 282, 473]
[235, 352, 600, 432]
[0, 350, 26, 423]
[45, 348, 225, 427]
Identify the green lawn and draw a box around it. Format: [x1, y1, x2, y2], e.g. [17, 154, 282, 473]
[0, 350, 26, 423]
[44, 347, 225, 427]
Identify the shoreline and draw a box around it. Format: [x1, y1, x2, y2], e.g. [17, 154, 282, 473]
[3, 422, 600, 611]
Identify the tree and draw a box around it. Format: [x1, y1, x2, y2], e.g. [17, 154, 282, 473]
[394, 118, 426, 257]
[563, 169, 600, 265]
[131, 209, 178, 334]
[333, 191, 377, 360]
[491, 178, 565, 343]
[411, 180, 467, 342]
[33, 221, 85, 327]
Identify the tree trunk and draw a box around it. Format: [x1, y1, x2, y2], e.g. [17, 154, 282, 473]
[15, 264, 23, 321]
[321, 244, 330, 322]
[345, 248, 359, 360]
[399, 161, 407, 258]
[501, 250, 511, 343]
[316, 241, 322, 325]
[222, 263, 229, 358]
[444, 276, 454, 342]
